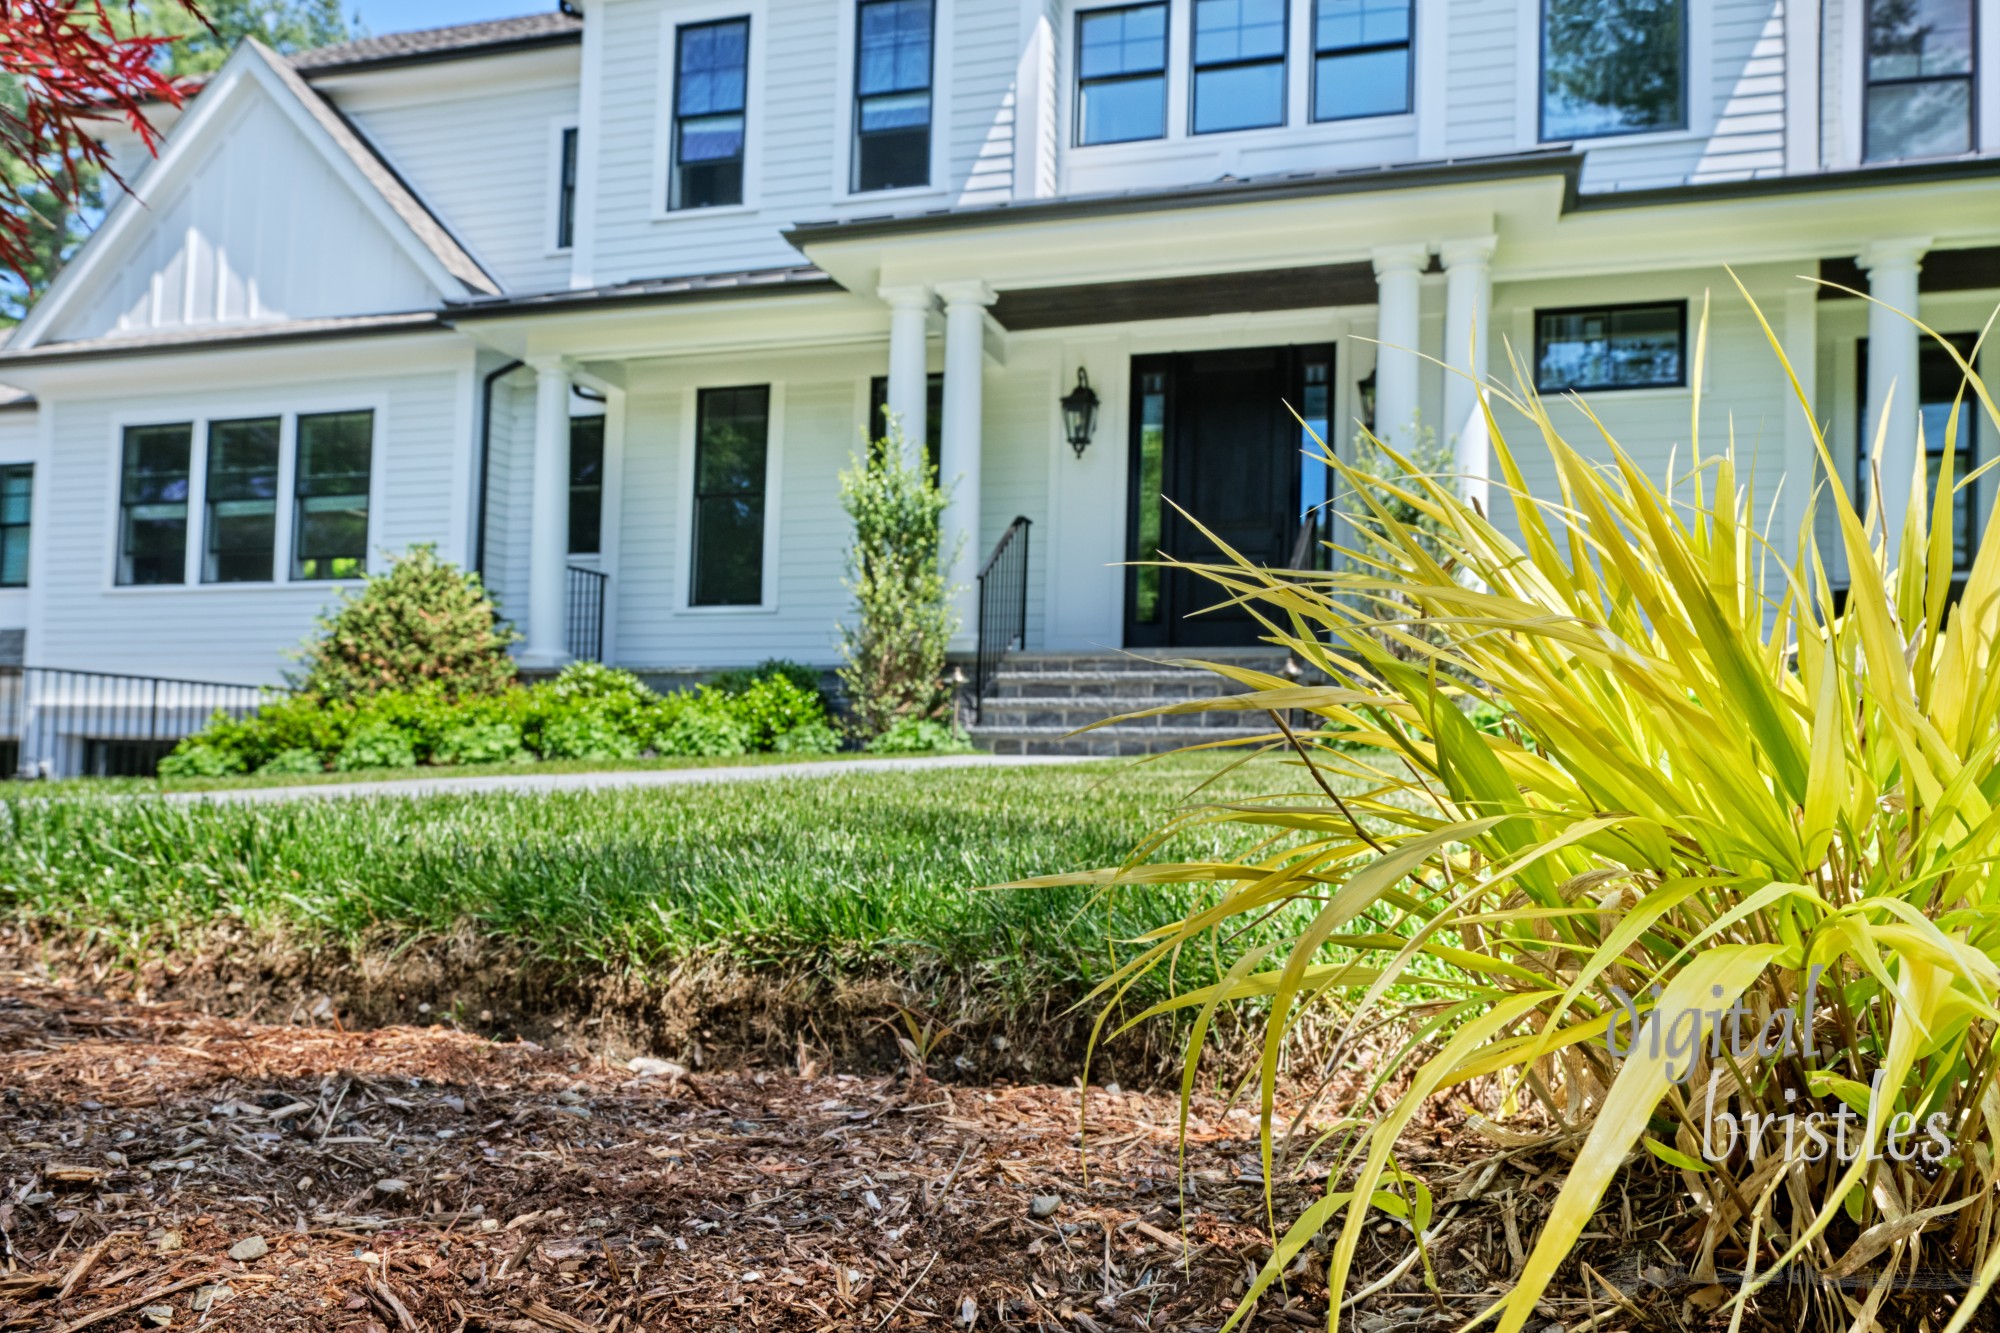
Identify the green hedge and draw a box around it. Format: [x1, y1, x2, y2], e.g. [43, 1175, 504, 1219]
[160, 661, 842, 778]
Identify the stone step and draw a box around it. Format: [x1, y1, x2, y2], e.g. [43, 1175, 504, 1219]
[987, 671, 1263, 701]
[996, 649, 1296, 674]
[969, 723, 1273, 757]
[975, 695, 1262, 729]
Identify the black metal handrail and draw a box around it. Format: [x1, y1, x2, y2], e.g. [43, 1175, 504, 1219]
[972, 516, 1032, 722]
[0, 664, 272, 779]
[566, 564, 610, 663]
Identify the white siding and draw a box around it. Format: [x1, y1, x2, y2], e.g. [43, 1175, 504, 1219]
[52, 94, 437, 343]
[33, 357, 468, 685]
[350, 77, 581, 295]
[1443, 0, 1520, 155]
[952, 0, 1019, 205]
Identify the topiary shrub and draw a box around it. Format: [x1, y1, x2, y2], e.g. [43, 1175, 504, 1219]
[293, 544, 519, 702]
[335, 721, 417, 772]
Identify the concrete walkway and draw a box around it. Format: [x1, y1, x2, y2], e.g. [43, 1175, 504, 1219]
[163, 753, 1094, 805]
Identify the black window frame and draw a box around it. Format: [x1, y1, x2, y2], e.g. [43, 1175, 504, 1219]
[1311, 0, 1414, 123]
[1074, 1, 1170, 146]
[1538, 0, 1689, 143]
[852, 0, 936, 193]
[569, 414, 606, 557]
[202, 415, 282, 585]
[867, 372, 945, 471]
[1862, 0, 1978, 163]
[0, 463, 30, 589]
[670, 16, 751, 211]
[1532, 300, 1690, 394]
[690, 384, 771, 608]
[292, 409, 374, 583]
[556, 125, 580, 249]
[1189, 0, 1289, 136]
[117, 422, 194, 587]
[1856, 332, 1982, 571]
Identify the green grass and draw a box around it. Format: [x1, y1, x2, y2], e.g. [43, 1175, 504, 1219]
[0, 754, 1318, 1012]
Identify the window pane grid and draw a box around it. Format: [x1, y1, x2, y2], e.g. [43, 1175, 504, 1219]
[1192, 0, 1287, 134]
[1541, 0, 1686, 140]
[119, 423, 192, 586]
[1534, 303, 1687, 392]
[0, 464, 29, 589]
[204, 416, 280, 584]
[1314, 0, 1412, 120]
[570, 415, 605, 557]
[672, 18, 749, 209]
[293, 410, 372, 582]
[854, 0, 933, 192]
[691, 385, 770, 607]
[1864, 0, 1975, 161]
[1077, 3, 1168, 145]
[556, 127, 579, 249]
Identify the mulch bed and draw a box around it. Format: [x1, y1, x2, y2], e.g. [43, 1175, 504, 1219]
[0, 974, 1777, 1331]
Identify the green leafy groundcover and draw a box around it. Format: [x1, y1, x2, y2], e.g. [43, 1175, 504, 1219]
[160, 661, 845, 778]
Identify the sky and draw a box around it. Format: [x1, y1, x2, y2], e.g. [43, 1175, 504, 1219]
[346, 0, 560, 35]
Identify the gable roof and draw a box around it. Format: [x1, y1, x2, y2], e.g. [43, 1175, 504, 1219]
[291, 12, 583, 76]
[11, 39, 498, 351]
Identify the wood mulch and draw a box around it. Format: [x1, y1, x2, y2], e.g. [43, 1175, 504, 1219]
[0, 974, 1776, 1332]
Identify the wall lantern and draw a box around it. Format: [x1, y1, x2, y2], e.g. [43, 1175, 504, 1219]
[1357, 369, 1378, 433]
[1060, 368, 1100, 458]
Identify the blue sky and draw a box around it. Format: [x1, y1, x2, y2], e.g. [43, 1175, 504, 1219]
[347, 1, 559, 35]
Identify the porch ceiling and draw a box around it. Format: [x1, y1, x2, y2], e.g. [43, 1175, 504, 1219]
[989, 262, 1378, 331]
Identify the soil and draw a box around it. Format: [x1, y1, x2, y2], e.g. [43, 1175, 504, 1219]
[0, 973, 1889, 1333]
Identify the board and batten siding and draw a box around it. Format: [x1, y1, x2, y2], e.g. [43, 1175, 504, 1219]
[348, 72, 581, 296]
[52, 93, 437, 343]
[32, 356, 470, 686]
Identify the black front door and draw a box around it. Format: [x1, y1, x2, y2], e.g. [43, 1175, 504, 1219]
[1124, 344, 1332, 648]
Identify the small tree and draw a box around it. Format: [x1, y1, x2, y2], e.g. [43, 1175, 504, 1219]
[836, 430, 959, 737]
[292, 544, 520, 702]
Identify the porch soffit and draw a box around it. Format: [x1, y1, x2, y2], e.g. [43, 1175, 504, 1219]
[990, 263, 1380, 331]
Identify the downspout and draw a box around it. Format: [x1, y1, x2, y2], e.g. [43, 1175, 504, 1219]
[473, 358, 524, 577]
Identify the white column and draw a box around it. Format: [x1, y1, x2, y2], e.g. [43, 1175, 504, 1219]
[879, 284, 932, 462]
[1858, 238, 1928, 551]
[522, 358, 572, 667]
[1441, 235, 1496, 510]
[937, 280, 995, 648]
[1371, 243, 1429, 452]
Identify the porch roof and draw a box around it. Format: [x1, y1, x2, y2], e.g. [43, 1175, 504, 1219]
[446, 265, 838, 321]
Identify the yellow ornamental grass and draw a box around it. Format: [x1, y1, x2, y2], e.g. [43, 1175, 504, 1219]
[1018, 282, 2000, 1331]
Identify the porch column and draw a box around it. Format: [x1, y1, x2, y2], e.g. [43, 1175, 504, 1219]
[937, 280, 995, 647]
[522, 357, 572, 668]
[1859, 238, 1928, 551]
[879, 284, 932, 461]
[1371, 243, 1428, 452]
[1441, 235, 1496, 511]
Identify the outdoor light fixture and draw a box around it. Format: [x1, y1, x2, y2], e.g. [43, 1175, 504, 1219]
[1357, 369, 1378, 433]
[1060, 368, 1100, 458]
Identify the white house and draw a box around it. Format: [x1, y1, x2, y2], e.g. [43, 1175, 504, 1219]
[0, 0, 1996, 765]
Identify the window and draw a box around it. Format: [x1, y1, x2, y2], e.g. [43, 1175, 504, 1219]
[203, 417, 280, 584]
[671, 18, 749, 210]
[1077, 3, 1168, 145]
[1313, 0, 1412, 120]
[1191, 0, 1286, 134]
[570, 415, 605, 557]
[293, 410, 372, 581]
[690, 385, 770, 606]
[854, 0, 934, 191]
[1534, 303, 1687, 392]
[1858, 334, 1980, 569]
[1541, 0, 1685, 140]
[556, 126, 579, 249]
[118, 423, 192, 586]
[866, 372, 944, 471]
[1131, 369, 1166, 624]
[1865, 0, 1975, 161]
[0, 465, 29, 588]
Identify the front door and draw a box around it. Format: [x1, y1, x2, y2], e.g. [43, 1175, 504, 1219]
[1124, 344, 1333, 648]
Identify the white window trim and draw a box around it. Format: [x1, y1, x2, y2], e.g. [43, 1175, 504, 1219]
[104, 397, 385, 595]
[651, 0, 767, 224]
[1517, 0, 1713, 152]
[673, 380, 784, 615]
[829, 0, 955, 204]
[547, 119, 579, 257]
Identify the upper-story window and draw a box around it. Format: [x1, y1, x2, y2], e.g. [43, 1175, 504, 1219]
[1076, 3, 1168, 145]
[1541, 0, 1686, 140]
[0, 464, 29, 589]
[555, 127, 579, 248]
[1191, 0, 1287, 134]
[1313, 0, 1412, 120]
[854, 0, 934, 191]
[671, 18, 750, 210]
[1865, 0, 1975, 161]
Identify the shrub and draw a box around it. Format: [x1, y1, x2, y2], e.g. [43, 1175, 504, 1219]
[335, 721, 417, 772]
[1077, 295, 2000, 1332]
[772, 720, 841, 755]
[650, 689, 753, 757]
[188, 694, 355, 772]
[256, 748, 325, 777]
[837, 430, 957, 738]
[864, 716, 972, 755]
[293, 544, 519, 702]
[156, 744, 243, 778]
[709, 658, 822, 699]
[732, 674, 834, 750]
[539, 705, 644, 762]
[433, 721, 526, 767]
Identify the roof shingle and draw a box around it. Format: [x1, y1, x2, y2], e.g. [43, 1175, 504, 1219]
[290, 11, 582, 74]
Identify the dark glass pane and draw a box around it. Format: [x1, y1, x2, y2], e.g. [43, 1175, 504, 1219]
[119, 425, 190, 585]
[0, 466, 29, 526]
[695, 391, 770, 494]
[857, 120, 931, 190]
[1079, 4, 1167, 78]
[205, 418, 279, 502]
[1536, 305, 1684, 391]
[557, 127, 579, 249]
[1315, 47, 1410, 118]
[1300, 361, 1332, 563]
[0, 465, 27, 588]
[294, 498, 368, 582]
[678, 114, 746, 164]
[1866, 78, 1973, 160]
[865, 374, 943, 468]
[569, 416, 605, 556]
[295, 411, 372, 497]
[0, 531, 23, 588]
[120, 423, 192, 506]
[121, 510, 187, 586]
[1542, 0, 1685, 139]
[677, 20, 749, 116]
[204, 417, 279, 583]
[692, 385, 770, 606]
[1868, 0, 1974, 79]
[1134, 372, 1166, 623]
[294, 411, 371, 581]
[1316, 0, 1410, 48]
[858, 0, 932, 95]
[1194, 62, 1286, 133]
[693, 495, 764, 606]
[1080, 73, 1167, 143]
[676, 151, 744, 209]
